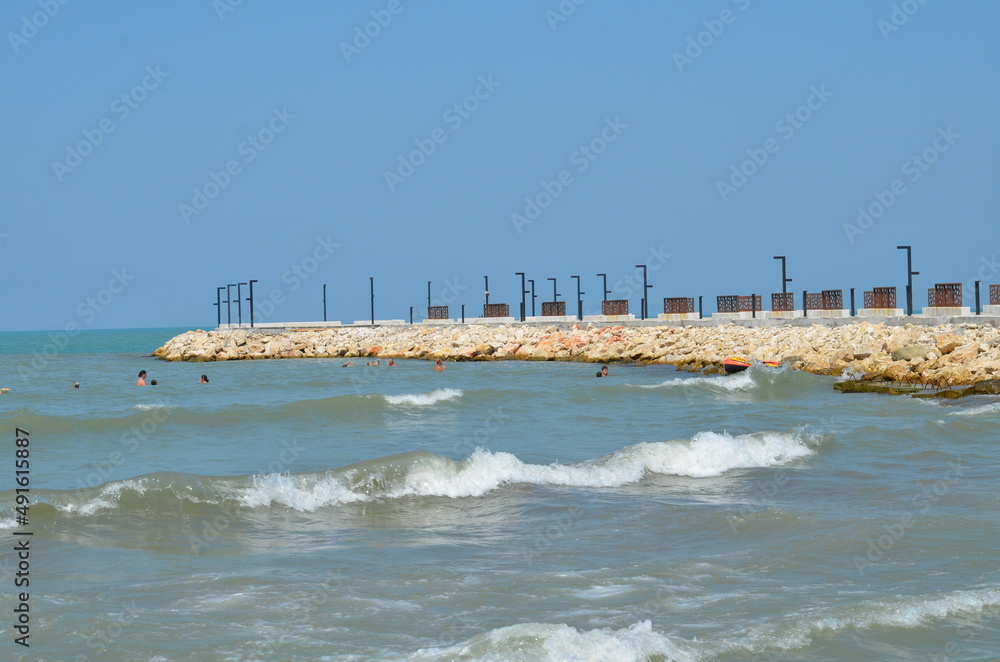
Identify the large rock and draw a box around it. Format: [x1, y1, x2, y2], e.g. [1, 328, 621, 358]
[891, 344, 933, 362]
[935, 333, 962, 355]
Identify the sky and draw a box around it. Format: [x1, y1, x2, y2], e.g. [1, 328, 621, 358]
[2, 0, 999, 331]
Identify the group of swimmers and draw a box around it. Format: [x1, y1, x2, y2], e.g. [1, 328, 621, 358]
[132, 370, 209, 386]
[341, 358, 446, 371]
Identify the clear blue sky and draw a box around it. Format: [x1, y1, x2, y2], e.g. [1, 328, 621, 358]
[3, 1, 998, 331]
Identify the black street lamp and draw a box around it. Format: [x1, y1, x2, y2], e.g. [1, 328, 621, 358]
[529, 279, 537, 316]
[515, 272, 526, 322]
[236, 282, 247, 326]
[773, 256, 792, 294]
[484, 276, 490, 306]
[248, 280, 257, 328]
[635, 265, 650, 320]
[214, 286, 224, 327]
[369, 276, 375, 325]
[409, 306, 413, 324]
[897, 245, 919, 315]
[323, 283, 327, 322]
[596, 273, 609, 302]
[571, 275, 584, 321]
[548, 277, 559, 302]
[226, 283, 236, 326]
[427, 281, 432, 310]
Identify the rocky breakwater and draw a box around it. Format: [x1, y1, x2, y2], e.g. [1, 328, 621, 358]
[153, 322, 1000, 386]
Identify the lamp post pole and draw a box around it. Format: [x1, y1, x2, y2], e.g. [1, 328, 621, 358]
[323, 284, 327, 322]
[529, 279, 537, 316]
[226, 284, 235, 326]
[572, 275, 584, 321]
[635, 265, 649, 320]
[548, 277, 559, 302]
[236, 282, 246, 326]
[773, 255, 792, 294]
[484, 276, 490, 307]
[214, 286, 224, 327]
[597, 273, 609, 302]
[248, 280, 257, 328]
[897, 246, 919, 315]
[370, 277, 375, 325]
[515, 272, 526, 322]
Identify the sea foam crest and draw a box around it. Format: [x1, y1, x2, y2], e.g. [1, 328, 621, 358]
[730, 587, 1000, 654]
[637, 370, 757, 391]
[404, 620, 695, 662]
[383, 388, 463, 406]
[237, 430, 817, 510]
[950, 402, 1000, 417]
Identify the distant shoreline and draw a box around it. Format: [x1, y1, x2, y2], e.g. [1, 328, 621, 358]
[153, 321, 1000, 387]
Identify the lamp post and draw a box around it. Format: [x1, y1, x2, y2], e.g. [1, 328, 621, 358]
[236, 282, 246, 326]
[226, 284, 236, 326]
[248, 280, 257, 328]
[369, 277, 375, 325]
[698, 295, 703, 319]
[427, 281, 432, 311]
[529, 279, 537, 316]
[635, 265, 650, 320]
[323, 284, 327, 322]
[409, 306, 413, 325]
[773, 255, 792, 294]
[897, 246, 919, 315]
[548, 277, 559, 302]
[597, 273, 609, 302]
[484, 276, 490, 307]
[515, 272, 526, 322]
[214, 286, 224, 327]
[571, 275, 584, 321]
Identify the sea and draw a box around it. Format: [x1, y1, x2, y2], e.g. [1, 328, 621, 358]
[1, 327, 999, 661]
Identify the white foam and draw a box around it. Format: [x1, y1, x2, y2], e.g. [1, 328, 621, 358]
[950, 402, 1000, 417]
[56, 479, 148, 516]
[239, 472, 370, 509]
[726, 588, 1000, 654]
[384, 388, 463, 406]
[405, 620, 696, 662]
[236, 430, 817, 510]
[131, 403, 168, 411]
[637, 370, 757, 391]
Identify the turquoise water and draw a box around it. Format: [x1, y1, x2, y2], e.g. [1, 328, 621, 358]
[1, 328, 999, 660]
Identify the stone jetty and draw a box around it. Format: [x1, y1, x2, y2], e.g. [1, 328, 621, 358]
[152, 322, 1000, 387]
